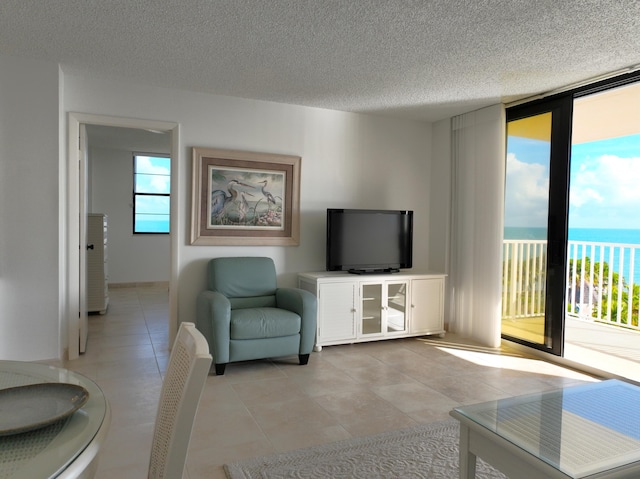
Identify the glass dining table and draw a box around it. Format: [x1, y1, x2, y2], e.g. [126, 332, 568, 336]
[0, 360, 110, 479]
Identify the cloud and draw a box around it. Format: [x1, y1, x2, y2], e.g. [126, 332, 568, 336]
[571, 154, 640, 207]
[569, 153, 640, 228]
[504, 152, 549, 226]
[570, 187, 602, 207]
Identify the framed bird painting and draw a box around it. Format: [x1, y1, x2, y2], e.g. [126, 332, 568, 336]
[190, 147, 300, 245]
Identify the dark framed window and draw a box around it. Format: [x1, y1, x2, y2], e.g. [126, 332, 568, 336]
[133, 154, 171, 234]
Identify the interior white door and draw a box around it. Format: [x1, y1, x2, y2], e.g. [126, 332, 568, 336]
[79, 124, 89, 353]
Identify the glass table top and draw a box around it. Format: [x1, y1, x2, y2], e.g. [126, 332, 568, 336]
[0, 360, 109, 479]
[452, 380, 640, 478]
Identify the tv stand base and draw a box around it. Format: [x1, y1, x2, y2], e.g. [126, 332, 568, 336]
[348, 268, 399, 275]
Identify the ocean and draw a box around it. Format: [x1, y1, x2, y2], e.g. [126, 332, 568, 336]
[504, 227, 640, 284]
[136, 220, 170, 233]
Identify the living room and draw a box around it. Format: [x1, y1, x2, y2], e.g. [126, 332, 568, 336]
[2, 2, 640, 477]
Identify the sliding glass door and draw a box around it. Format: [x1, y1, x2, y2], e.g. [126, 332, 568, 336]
[501, 98, 572, 356]
[503, 71, 640, 361]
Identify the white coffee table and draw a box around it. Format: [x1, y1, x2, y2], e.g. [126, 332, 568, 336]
[450, 380, 640, 479]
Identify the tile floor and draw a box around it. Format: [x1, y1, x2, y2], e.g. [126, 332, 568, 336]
[51, 284, 600, 478]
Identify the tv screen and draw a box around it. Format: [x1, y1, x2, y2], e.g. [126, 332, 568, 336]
[326, 209, 413, 274]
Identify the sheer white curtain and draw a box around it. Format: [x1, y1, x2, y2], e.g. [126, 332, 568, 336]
[448, 104, 506, 347]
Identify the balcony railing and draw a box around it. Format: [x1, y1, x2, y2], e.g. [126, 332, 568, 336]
[502, 239, 640, 331]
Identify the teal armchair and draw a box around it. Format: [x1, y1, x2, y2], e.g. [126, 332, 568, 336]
[196, 257, 317, 375]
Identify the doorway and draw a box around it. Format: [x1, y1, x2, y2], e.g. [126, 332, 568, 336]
[564, 81, 640, 381]
[67, 113, 179, 360]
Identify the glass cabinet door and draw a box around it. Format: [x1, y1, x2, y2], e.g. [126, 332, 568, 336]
[386, 282, 407, 333]
[361, 283, 383, 335]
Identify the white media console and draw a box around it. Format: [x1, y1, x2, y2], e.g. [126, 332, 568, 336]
[298, 271, 446, 350]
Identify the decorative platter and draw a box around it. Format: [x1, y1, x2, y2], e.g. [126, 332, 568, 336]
[0, 383, 89, 436]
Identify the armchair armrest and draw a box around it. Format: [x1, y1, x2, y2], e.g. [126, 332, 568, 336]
[196, 291, 232, 364]
[276, 288, 317, 354]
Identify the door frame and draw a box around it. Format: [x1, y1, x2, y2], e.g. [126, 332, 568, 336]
[502, 96, 573, 356]
[78, 124, 88, 353]
[67, 113, 180, 360]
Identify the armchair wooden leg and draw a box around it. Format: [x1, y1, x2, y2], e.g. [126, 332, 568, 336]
[214, 363, 227, 375]
[298, 354, 310, 365]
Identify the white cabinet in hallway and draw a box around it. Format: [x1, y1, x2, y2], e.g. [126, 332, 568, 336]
[298, 271, 446, 350]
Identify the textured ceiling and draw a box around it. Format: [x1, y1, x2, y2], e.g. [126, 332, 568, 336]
[2, 1, 640, 122]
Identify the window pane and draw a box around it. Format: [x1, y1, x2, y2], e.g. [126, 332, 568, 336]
[134, 156, 170, 194]
[502, 112, 552, 346]
[134, 195, 170, 233]
[135, 173, 171, 194]
[135, 195, 170, 215]
[135, 156, 170, 174]
[135, 213, 170, 233]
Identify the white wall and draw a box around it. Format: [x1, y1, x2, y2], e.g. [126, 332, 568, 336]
[62, 73, 433, 336]
[90, 146, 170, 283]
[0, 54, 62, 360]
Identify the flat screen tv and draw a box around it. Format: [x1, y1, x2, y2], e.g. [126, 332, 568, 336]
[326, 209, 413, 274]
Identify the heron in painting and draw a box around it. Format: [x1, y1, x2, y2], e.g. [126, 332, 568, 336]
[258, 180, 277, 209]
[238, 192, 253, 222]
[211, 179, 251, 219]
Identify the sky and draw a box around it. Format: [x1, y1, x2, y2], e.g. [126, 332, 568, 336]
[503, 136, 550, 228]
[135, 156, 171, 195]
[504, 133, 640, 230]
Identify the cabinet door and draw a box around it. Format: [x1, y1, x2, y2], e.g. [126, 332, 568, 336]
[386, 281, 408, 334]
[318, 282, 357, 343]
[360, 283, 383, 336]
[410, 278, 445, 334]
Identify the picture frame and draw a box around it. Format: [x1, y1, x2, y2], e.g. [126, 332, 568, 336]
[191, 147, 301, 245]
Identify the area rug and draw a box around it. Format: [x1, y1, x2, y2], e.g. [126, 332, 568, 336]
[224, 419, 507, 478]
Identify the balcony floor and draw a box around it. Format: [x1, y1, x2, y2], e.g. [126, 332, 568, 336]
[502, 316, 640, 383]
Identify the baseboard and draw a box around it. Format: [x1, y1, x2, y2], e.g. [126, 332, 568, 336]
[108, 281, 169, 289]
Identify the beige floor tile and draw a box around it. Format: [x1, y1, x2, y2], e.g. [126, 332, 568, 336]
[313, 388, 405, 421]
[248, 395, 340, 431]
[340, 411, 418, 437]
[266, 423, 351, 452]
[372, 381, 455, 413]
[231, 377, 309, 406]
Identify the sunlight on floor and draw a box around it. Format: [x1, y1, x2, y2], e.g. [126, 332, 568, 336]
[436, 346, 598, 381]
[415, 337, 597, 381]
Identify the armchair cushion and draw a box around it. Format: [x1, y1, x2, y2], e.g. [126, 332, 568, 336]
[208, 257, 277, 297]
[230, 308, 301, 339]
[231, 296, 277, 310]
